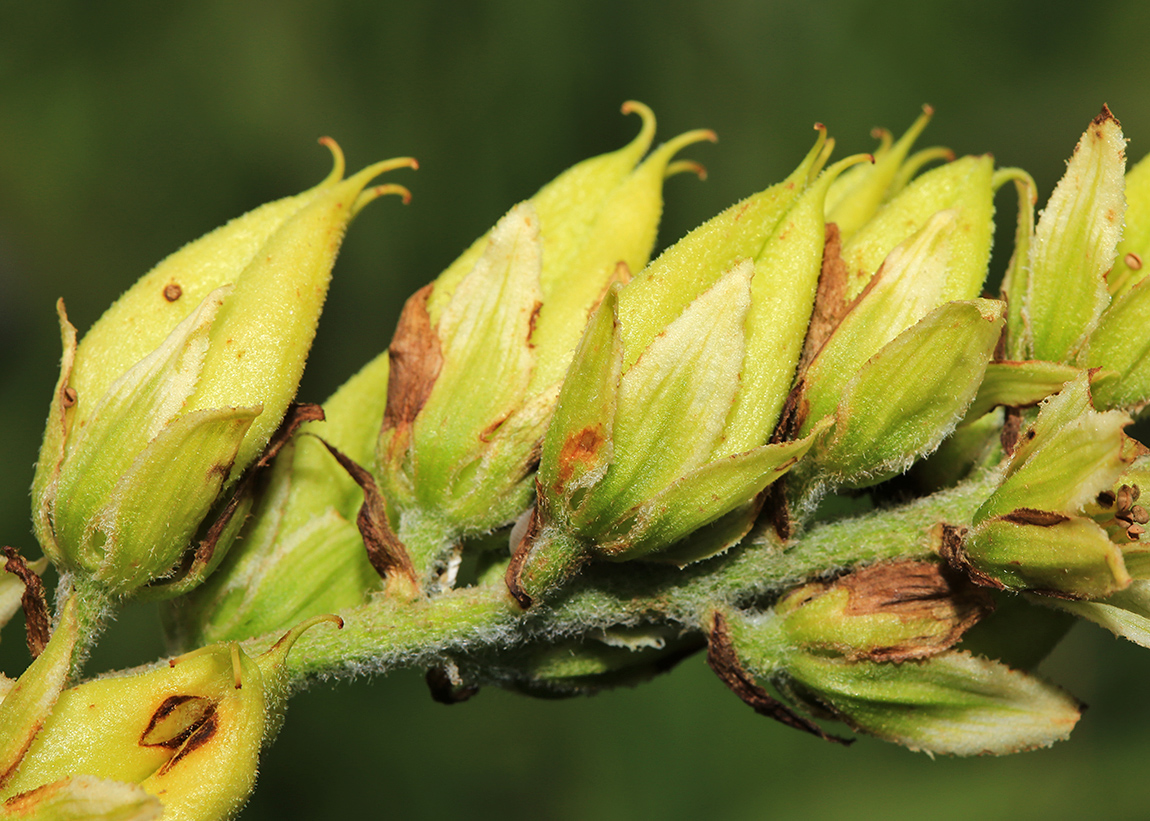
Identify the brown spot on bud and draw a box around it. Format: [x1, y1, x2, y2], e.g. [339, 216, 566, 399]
[1093, 103, 1119, 128]
[831, 560, 993, 661]
[526, 300, 543, 347]
[163, 283, 183, 302]
[140, 695, 215, 749]
[61, 386, 77, 409]
[555, 426, 605, 488]
[382, 285, 443, 457]
[999, 508, 1071, 527]
[1125, 252, 1143, 271]
[799, 223, 853, 374]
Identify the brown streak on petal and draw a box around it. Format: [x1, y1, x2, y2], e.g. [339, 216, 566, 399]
[158, 711, 219, 775]
[1001, 406, 1023, 455]
[799, 223, 852, 374]
[706, 611, 851, 746]
[505, 502, 542, 609]
[382, 285, 443, 452]
[313, 437, 419, 591]
[526, 300, 543, 347]
[139, 695, 215, 749]
[761, 477, 793, 541]
[2, 546, 50, 658]
[999, 508, 1071, 527]
[772, 380, 807, 444]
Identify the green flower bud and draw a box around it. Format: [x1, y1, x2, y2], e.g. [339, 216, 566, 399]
[378, 103, 714, 576]
[708, 565, 1080, 756]
[508, 143, 866, 604]
[793, 198, 1004, 490]
[1, 615, 339, 819]
[1013, 106, 1126, 363]
[945, 372, 1143, 598]
[177, 354, 390, 645]
[31, 147, 414, 598]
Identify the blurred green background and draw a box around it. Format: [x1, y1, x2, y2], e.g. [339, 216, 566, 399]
[4, 2, 1150, 818]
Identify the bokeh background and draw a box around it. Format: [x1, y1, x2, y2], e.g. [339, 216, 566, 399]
[3, 2, 1150, 819]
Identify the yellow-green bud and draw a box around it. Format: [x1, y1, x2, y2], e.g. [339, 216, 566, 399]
[794, 199, 1004, 489]
[377, 103, 714, 576]
[31, 145, 414, 598]
[837, 154, 996, 301]
[774, 561, 991, 662]
[1, 615, 339, 819]
[1015, 107, 1126, 363]
[508, 140, 867, 605]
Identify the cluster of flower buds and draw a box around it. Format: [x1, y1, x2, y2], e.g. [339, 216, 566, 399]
[14, 100, 1150, 802]
[176, 103, 719, 641]
[30, 141, 415, 601]
[506, 109, 1014, 605]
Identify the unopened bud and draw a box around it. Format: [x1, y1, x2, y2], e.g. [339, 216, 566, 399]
[31, 145, 414, 598]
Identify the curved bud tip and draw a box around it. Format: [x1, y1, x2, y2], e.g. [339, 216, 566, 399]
[871, 126, 892, 144]
[317, 136, 347, 185]
[618, 100, 658, 158]
[664, 159, 708, 181]
[352, 183, 413, 215]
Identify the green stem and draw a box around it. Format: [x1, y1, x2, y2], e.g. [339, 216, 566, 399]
[272, 467, 1001, 685]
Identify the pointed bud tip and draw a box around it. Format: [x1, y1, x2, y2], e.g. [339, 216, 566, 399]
[1095, 103, 1120, 127]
